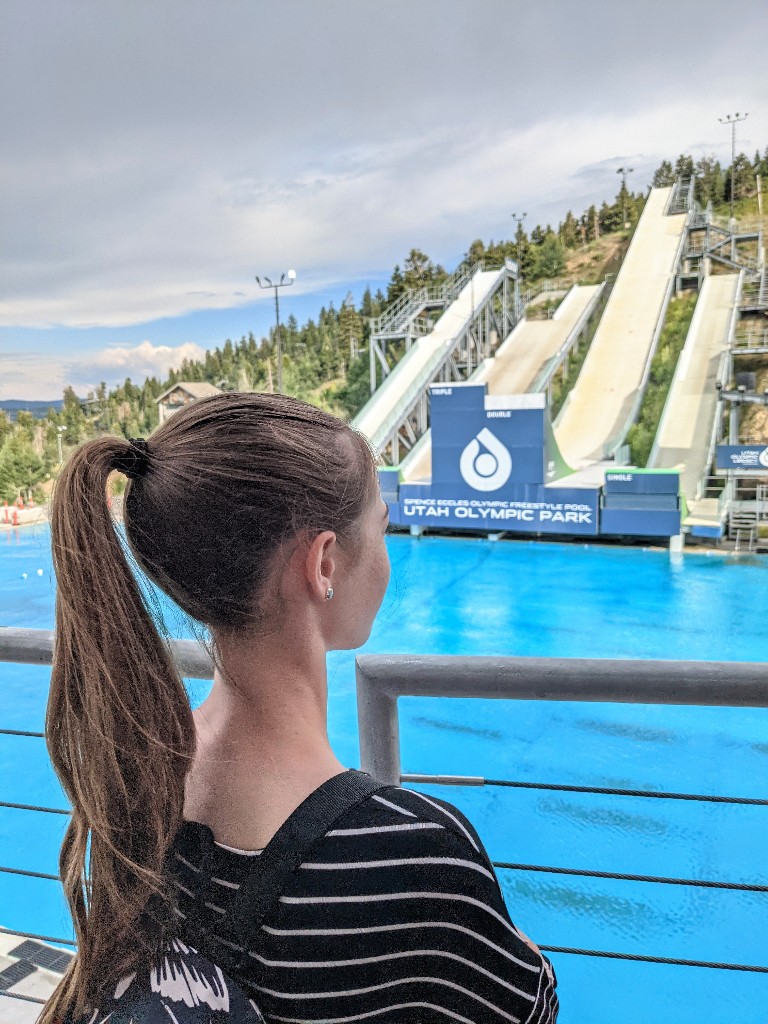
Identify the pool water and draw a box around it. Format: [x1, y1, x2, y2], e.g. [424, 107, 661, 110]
[2, 523, 768, 1023]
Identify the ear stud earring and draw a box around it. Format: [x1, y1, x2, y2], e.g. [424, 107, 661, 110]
[326, 588, 334, 600]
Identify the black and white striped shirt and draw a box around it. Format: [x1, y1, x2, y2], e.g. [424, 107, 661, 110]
[168, 772, 558, 1024]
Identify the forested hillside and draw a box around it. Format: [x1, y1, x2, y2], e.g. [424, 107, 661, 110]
[2, 145, 766, 501]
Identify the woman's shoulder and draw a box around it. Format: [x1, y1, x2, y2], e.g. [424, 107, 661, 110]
[65, 938, 265, 1024]
[351, 782, 490, 855]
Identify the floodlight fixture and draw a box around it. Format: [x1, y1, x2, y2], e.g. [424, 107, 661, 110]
[511, 212, 527, 268]
[255, 269, 297, 394]
[616, 167, 634, 227]
[718, 112, 749, 223]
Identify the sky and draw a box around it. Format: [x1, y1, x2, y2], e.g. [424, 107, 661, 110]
[2, 0, 767, 400]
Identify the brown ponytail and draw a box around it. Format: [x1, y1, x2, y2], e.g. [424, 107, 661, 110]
[39, 435, 197, 1023]
[38, 393, 377, 1023]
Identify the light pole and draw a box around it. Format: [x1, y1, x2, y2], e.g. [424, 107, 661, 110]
[56, 425, 66, 465]
[616, 166, 634, 228]
[718, 112, 749, 225]
[511, 211, 527, 272]
[255, 270, 296, 394]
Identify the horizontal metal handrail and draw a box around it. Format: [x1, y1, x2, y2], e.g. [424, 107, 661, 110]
[355, 654, 768, 785]
[0, 627, 214, 678]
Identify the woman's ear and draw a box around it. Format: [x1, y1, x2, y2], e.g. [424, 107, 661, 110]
[305, 530, 337, 601]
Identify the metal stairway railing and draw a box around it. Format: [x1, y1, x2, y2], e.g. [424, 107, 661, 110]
[370, 261, 484, 338]
[666, 175, 695, 215]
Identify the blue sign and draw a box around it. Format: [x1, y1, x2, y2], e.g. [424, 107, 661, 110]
[380, 383, 599, 535]
[716, 445, 768, 470]
[381, 384, 681, 538]
[603, 471, 679, 494]
[390, 486, 599, 534]
[429, 384, 547, 488]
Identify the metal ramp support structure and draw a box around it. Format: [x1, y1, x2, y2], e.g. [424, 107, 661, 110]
[694, 249, 768, 535]
[353, 262, 520, 465]
[739, 266, 768, 316]
[680, 201, 764, 281]
[367, 259, 519, 396]
[665, 175, 696, 216]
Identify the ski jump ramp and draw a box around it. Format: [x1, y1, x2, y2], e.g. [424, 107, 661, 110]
[554, 187, 688, 468]
[400, 283, 603, 483]
[648, 272, 740, 526]
[352, 268, 505, 453]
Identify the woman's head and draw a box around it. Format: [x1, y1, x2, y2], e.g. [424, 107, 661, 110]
[125, 391, 384, 637]
[42, 391, 388, 1024]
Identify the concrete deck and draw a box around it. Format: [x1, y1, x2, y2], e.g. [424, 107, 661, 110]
[0, 931, 72, 1022]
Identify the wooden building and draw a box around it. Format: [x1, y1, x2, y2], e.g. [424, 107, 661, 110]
[155, 382, 222, 424]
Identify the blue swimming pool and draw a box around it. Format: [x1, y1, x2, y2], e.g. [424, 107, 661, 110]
[2, 523, 768, 1023]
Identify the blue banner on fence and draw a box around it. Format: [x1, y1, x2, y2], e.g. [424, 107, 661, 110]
[716, 445, 768, 470]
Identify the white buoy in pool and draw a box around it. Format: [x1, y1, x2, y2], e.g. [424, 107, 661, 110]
[37, 568, 43, 576]
[21, 573, 27, 580]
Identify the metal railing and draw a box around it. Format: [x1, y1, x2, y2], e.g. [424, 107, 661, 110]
[665, 176, 695, 215]
[371, 261, 484, 337]
[3, 629, 768, 1003]
[356, 652, 768, 974]
[518, 276, 576, 310]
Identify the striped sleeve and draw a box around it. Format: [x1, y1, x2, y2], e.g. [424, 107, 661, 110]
[243, 785, 558, 1023]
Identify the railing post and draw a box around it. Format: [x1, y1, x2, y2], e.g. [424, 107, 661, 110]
[356, 660, 401, 785]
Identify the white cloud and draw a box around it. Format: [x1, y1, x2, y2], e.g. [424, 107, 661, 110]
[89, 339, 206, 375]
[0, 341, 206, 401]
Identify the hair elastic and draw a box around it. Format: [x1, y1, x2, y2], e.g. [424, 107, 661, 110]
[113, 438, 150, 480]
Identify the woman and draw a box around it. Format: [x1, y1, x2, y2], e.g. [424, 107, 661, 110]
[41, 392, 558, 1024]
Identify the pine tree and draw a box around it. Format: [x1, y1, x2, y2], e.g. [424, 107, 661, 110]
[694, 155, 725, 206]
[559, 211, 579, 249]
[726, 153, 756, 202]
[534, 235, 566, 278]
[674, 153, 694, 179]
[386, 265, 405, 303]
[652, 160, 675, 187]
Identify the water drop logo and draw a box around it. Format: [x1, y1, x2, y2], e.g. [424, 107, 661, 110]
[459, 428, 513, 491]
[759, 448, 768, 469]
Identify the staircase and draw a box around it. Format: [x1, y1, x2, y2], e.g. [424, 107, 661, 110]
[683, 204, 763, 275]
[728, 492, 768, 550]
[667, 176, 695, 215]
[371, 262, 480, 339]
[729, 511, 757, 551]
